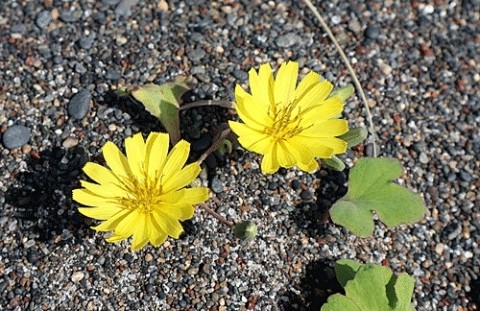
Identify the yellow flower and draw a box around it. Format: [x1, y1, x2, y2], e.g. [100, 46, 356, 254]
[73, 132, 209, 251]
[228, 61, 349, 174]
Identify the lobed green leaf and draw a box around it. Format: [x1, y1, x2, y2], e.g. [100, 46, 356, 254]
[330, 157, 425, 237]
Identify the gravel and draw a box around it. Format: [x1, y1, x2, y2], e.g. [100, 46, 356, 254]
[0, 0, 479, 310]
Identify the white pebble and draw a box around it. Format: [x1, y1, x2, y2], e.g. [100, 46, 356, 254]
[71, 271, 85, 282]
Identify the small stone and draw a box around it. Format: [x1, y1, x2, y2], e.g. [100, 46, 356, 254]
[459, 171, 472, 182]
[86, 301, 95, 311]
[188, 48, 206, 62]
[105, 69, 120, 81]
[115, 0, 139, 17]
[348, 19, 362, 34]
[75, 63, 87, 74]
[435, 243, 445, 255]
[24, 240, 35, 248]
[62, 137, 79, 149]
[68, 90, 91, 119]
[116, 36, 128, 45]
[211, 176, 223, 193]
[36, 10, 52, 29]
[145, 253, 153, 262]
[102, 0, 121, 5]
[78, 35, 95, 49]
[60, 10, 82, 23]
[365, 25, 380, 39]
[300, 190, 313, 202]
[276, 32, 301, 48]
[422, 4, 434, 15]
[2, 125, 31, 149]
[21, 144, 32, 154]
[419, 152, 429, 164]
[0, 280, 8, 293]
[71, 271, 85, 282]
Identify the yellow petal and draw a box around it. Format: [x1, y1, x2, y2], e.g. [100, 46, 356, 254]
[159, 189, 185, 203]
[283, 138, 315, 167]
[274, 61, 299, 107]
[228, 120, 261, 137]
[92, 209, 131, 232]
[125, 133, 146, 178]
[297, 159, 319, 173]
[300, 97, 344, 125]
[302, 119, 349, 138]
[261, 148, 280, 174]
[102, 141, 132, 179]
[238, 135, 274, 155]
[289, 136, 335, 158]
[235, 84, 248, 103]
[78, 205, 124, 220]
[114, 209, 141, 237]
[249, 63, 274, 110]
[131, 214, 150, 251]
[161, 140, 190, 182]
[294, 71, 321, 102]
[283, 139, 318, 173]
[79, 180, 129, 198]
[229, 121, 273, 155]
[315, 137, 348, 154]
[73, 188, 113, 207]
[159, 203, 195, 221]
[83, 162, 119, 186]
[160, 188, 209, 205]
[228, 121, 272, 154]
[145, 132, 170, 179]
[182, 188, 209, 204]
[296, 79, 333, 111]
[161, 162, 201, 193]
[152, 210, 184, 239]
[234, 93, 272, 130]
[276, 141, 297, 168]
[148, 218, 168, 247]
[105, 234, 129, 243]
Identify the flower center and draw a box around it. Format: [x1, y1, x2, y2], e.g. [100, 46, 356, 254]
[265, 103, 303, 141]
[119, 177, 162, 214]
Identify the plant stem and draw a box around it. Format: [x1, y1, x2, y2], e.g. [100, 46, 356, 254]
[200, 204, 234, 228]
[303, 0, 378, 157]
[196, 124, 231, 165]
[180, 100, 234, 111]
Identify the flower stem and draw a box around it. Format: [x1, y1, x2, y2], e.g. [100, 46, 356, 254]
[303, 0, 378, 157]
[200, 204, 234, 228]
[196, 124, 231, 165]
[179, 100, 234, 111]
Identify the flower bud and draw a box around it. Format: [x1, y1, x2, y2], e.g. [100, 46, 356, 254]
[233, 221, 257, 241]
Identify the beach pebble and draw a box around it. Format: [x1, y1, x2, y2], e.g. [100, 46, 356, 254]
[68, 90, 91, 119]
[2, 125, 31, 149]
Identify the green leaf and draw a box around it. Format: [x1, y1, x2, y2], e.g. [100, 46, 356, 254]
[322, 260, 416, 311]
[322, 156, 346, 171]
[343, 264, 392, 310]
[339, 127, 368, 148]
[131, 77, 191, 144]
[329, 84, 355, 101]
[321, 294, 362, 311]
[330, 157, 425, 237]
[391, 273, 415, 311]
[335, 259, 363, 287]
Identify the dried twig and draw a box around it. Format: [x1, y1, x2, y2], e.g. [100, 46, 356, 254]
[303, 0, 378, 157]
